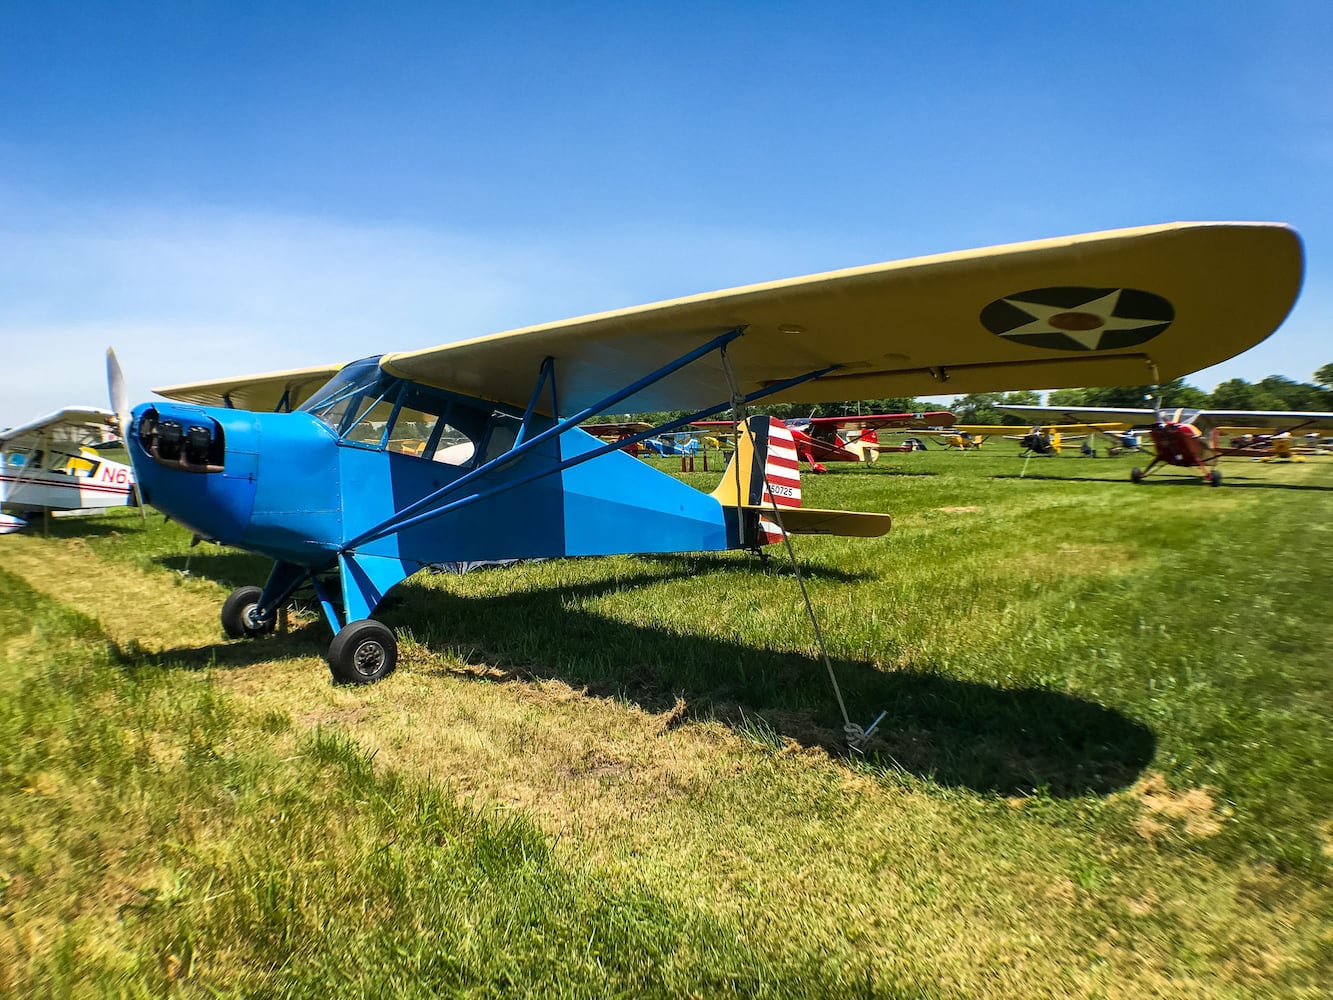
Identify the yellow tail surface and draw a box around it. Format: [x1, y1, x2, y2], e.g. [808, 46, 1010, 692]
[711, 416, 892, 541]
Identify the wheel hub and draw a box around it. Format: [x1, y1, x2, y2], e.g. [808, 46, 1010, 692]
[354, 640, 386, 677]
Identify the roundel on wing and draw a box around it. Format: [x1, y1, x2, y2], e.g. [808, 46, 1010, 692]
[979, 287, 1174, 351]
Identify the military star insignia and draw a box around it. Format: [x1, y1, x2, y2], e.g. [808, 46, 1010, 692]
[980, 285, 1174, 351]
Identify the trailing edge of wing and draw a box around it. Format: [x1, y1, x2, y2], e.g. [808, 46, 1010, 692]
[997, 404, 1158, 424]
[153, 364, 346, 412]
[381, 222, 1303, 414]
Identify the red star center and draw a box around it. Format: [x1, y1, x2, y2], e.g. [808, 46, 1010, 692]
[1048, 311, 1104, 331]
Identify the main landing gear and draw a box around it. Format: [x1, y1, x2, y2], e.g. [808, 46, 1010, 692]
[327, 619, 398, 685]
[220, 586, 399, 685]
[1128, 463, 1221, 486]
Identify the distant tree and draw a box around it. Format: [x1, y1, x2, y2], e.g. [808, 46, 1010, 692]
[1047, 388, 1090, 406]
[1313, 365, 1333, 408]
[1208, 378, 1262, 409]
[1207, 374, 1333, 411]
[1069, 378, 1205, 409]
[947, 390, 1040, 425]
[1256, 375, 1326, 410]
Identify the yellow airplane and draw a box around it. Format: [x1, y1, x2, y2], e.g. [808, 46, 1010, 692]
[911, 422, 1123, 452]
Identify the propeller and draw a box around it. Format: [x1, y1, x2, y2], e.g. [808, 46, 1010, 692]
[106, 347, 147, 520]
[107, 347, 129, 436]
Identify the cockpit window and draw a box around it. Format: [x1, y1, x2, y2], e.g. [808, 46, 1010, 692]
[300, 357, 385, 431]
[302, 358, 496, 466]
[1156, 407, 1202, 425]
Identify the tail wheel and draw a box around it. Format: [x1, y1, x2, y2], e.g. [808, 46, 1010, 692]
[1208, 469, 1222, 487]
[328, 619, 398, 685]
[1130, 467, 1145, 483]
[221, 586, 276, 639]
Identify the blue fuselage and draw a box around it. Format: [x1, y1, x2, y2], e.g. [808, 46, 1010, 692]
[127, 401, 734, 573]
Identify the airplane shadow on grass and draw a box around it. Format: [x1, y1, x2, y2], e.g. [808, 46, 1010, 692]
[131, 552, 1154, 798]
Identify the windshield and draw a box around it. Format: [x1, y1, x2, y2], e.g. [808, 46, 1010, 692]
[299, 357, 387, 432]
[297, 357, 503, 467]
[1156, 407, 1202, 426]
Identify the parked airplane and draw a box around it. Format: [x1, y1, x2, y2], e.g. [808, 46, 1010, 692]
[1014, 427, 1065, 456]
[929, 429, 988, 451]
[117, 221, 1301, 682]
[694, 411, 955, 471]
[998, 403, 1333, 484]
[1098, 427, 1150, 454]
[0, 407, 137, 532]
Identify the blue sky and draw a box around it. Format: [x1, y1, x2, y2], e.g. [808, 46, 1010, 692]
[2, 2, 1330, 424]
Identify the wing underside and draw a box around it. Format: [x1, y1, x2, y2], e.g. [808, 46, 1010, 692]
[0, 407, 118, 449]
[153, 364, 345, 412]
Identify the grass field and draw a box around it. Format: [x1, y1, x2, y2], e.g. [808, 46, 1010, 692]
[2, 442, 1331, 996]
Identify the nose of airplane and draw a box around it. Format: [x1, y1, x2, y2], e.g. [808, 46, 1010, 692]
[133, 403, 227, 472]
[129, 402, 260, 544]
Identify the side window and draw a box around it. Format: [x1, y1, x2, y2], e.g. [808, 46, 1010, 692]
[382, 404, 477, 466]
[66, 454, 100, 478]
[384, 408, 438, 457]
[342, 397, 396, 447]
[392, 386, 490, 467]
[427, 424, 477, 466]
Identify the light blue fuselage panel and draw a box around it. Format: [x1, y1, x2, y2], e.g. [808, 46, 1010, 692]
[558, 428, 728, 555]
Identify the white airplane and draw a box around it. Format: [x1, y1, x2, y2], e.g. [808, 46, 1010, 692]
[0, 406, 138, 532]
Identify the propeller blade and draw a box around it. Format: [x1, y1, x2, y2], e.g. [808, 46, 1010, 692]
[106, 347, 129, 433]
[106, 347, 147, 520]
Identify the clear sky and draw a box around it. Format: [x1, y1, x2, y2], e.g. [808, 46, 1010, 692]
[2, 1, 1330, 425]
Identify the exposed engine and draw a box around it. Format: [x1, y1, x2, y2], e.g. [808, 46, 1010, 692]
[136, 407, 226, 473]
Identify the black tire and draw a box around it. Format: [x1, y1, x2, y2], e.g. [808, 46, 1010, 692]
[1208, 469, 1222, 487]
[221, 586, 276, 639]
[1130, 467, 1145, 483]
[328, 619, 398, 685]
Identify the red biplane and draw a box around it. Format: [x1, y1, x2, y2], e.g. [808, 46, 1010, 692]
[999, 404, 1333, 485]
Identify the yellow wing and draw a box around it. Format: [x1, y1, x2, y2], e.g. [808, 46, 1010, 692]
[379, 222, 1302, 413]
[154, 364, 345, 411]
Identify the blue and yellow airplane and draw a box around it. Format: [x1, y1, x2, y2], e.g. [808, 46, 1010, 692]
[113, 222, 1302, 683]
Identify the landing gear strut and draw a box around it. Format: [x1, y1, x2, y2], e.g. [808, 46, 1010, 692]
[328, 619, 398, 685]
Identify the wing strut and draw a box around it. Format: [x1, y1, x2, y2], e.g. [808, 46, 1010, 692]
[514, 355, 559, 448]
[342, 334, 841, 551]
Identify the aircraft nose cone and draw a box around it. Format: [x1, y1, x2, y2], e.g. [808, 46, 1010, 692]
[127, 402, 260, 543]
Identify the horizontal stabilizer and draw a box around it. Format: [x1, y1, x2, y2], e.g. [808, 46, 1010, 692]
[744, 506, 892, 538]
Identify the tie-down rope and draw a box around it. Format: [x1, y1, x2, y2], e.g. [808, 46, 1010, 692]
[718, 347, 885, 752]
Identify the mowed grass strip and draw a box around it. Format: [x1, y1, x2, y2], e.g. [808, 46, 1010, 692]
[0, 568, 917, 998]
[3, 444, 1331, 996]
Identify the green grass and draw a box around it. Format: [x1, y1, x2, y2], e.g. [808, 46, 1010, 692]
[0, 568, 918, 997]
[5, 442, 1332, 995]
